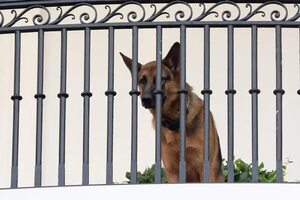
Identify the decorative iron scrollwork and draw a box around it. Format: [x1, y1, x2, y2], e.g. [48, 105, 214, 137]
[98, 1, 146, 23]
[240, 1, 288, 21]
[50, 3, 97, 25]
[0, 1, 299, 28]
[194, 2, 241, 21]
[145, 1, 193, 22]
[288, 4, 300, 21]
[3, 5, 51, 27]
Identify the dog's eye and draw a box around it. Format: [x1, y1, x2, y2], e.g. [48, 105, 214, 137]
[153, 76, 169, 86]
[139, 76, 147, 85]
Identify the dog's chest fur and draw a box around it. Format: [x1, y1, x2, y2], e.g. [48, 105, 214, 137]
[155, 92, 204, 147]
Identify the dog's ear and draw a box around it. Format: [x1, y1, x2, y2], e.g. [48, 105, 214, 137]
[120, 52, 141, 73]
[162, 42, 180, 72]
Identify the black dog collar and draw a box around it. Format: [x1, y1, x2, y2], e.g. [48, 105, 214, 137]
[161, 117, 180, 131]
[160, 93, 191, 131]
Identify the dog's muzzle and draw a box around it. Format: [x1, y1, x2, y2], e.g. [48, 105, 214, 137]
[141, 95, 155, 109]
[141, 92, 165, 109]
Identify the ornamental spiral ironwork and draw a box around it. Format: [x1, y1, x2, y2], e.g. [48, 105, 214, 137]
[0, 1, 300, 28]
[97, 1, 146, 23]
[240, 1, 288, 21]
[50, 3, 98, 25]
[193, 1, 241, 21]
[2, 5, 51, 27]
[145, 1, 193, 22]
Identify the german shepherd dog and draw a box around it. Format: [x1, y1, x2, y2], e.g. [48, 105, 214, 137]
[120, 42, 223, 183]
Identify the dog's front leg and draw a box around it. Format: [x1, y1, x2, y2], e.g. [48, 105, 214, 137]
[166, 172, 179, 183]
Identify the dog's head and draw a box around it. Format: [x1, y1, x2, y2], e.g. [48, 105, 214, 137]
[120, 42, 181, 110]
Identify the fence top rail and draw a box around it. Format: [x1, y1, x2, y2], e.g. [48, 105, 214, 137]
[0, 0, 299, 9]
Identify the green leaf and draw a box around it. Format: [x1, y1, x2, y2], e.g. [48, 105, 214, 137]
[258, 162, 264, 171]
[239, 171, 251, 182]
[126, 172, 131, 180]
[267, 171, 277, 183]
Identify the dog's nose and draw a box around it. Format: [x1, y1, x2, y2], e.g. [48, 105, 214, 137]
[141, 97, 152, 109]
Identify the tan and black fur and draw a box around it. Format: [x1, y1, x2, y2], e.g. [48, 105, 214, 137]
[120, 42, 224, 183]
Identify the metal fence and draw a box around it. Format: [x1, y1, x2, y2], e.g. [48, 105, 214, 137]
[0, 0, 299, 189]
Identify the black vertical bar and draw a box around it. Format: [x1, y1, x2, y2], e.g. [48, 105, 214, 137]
[130, 26, 139, 184]
[82, 27, 92, 186]
[34, 29, 45, 187]
[58, 28, 68, 186]
[274, 25, 284, 183]
[250, 25, 260, 183]
[226, 25, 236, 183]
[105, 27, 116, 185]
[155, 25, 162, 184]
[202, 25, 211, 183]
[179, 25, 186, 183]
[11, 30, 22, 189]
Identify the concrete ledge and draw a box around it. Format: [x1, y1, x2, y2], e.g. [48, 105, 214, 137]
[0, 183, 299, 200]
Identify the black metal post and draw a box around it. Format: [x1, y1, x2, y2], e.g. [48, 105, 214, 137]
[274, 25, 284, 183]
[202, 24, 212, 183]
[226, 25, 236, 183]
[155, 25, 162, 184]
[130, 26, 139, 184]
[11, 30, 22, 189]
[34, 29, 46, 187]
[179, 25, 187, 183]
[105, 26, 116, 185]
[58, 28, 68, 186]
[82, 27, 92, 186]
[250, 25, 260, 183]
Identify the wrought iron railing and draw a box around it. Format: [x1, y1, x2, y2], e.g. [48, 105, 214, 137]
[0, 0, 299, 189]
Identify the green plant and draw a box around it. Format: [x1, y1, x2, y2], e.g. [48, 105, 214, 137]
[222, 159, 287, 183]
[126, 165, 168, 183]
[126, 159, 288, 183]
